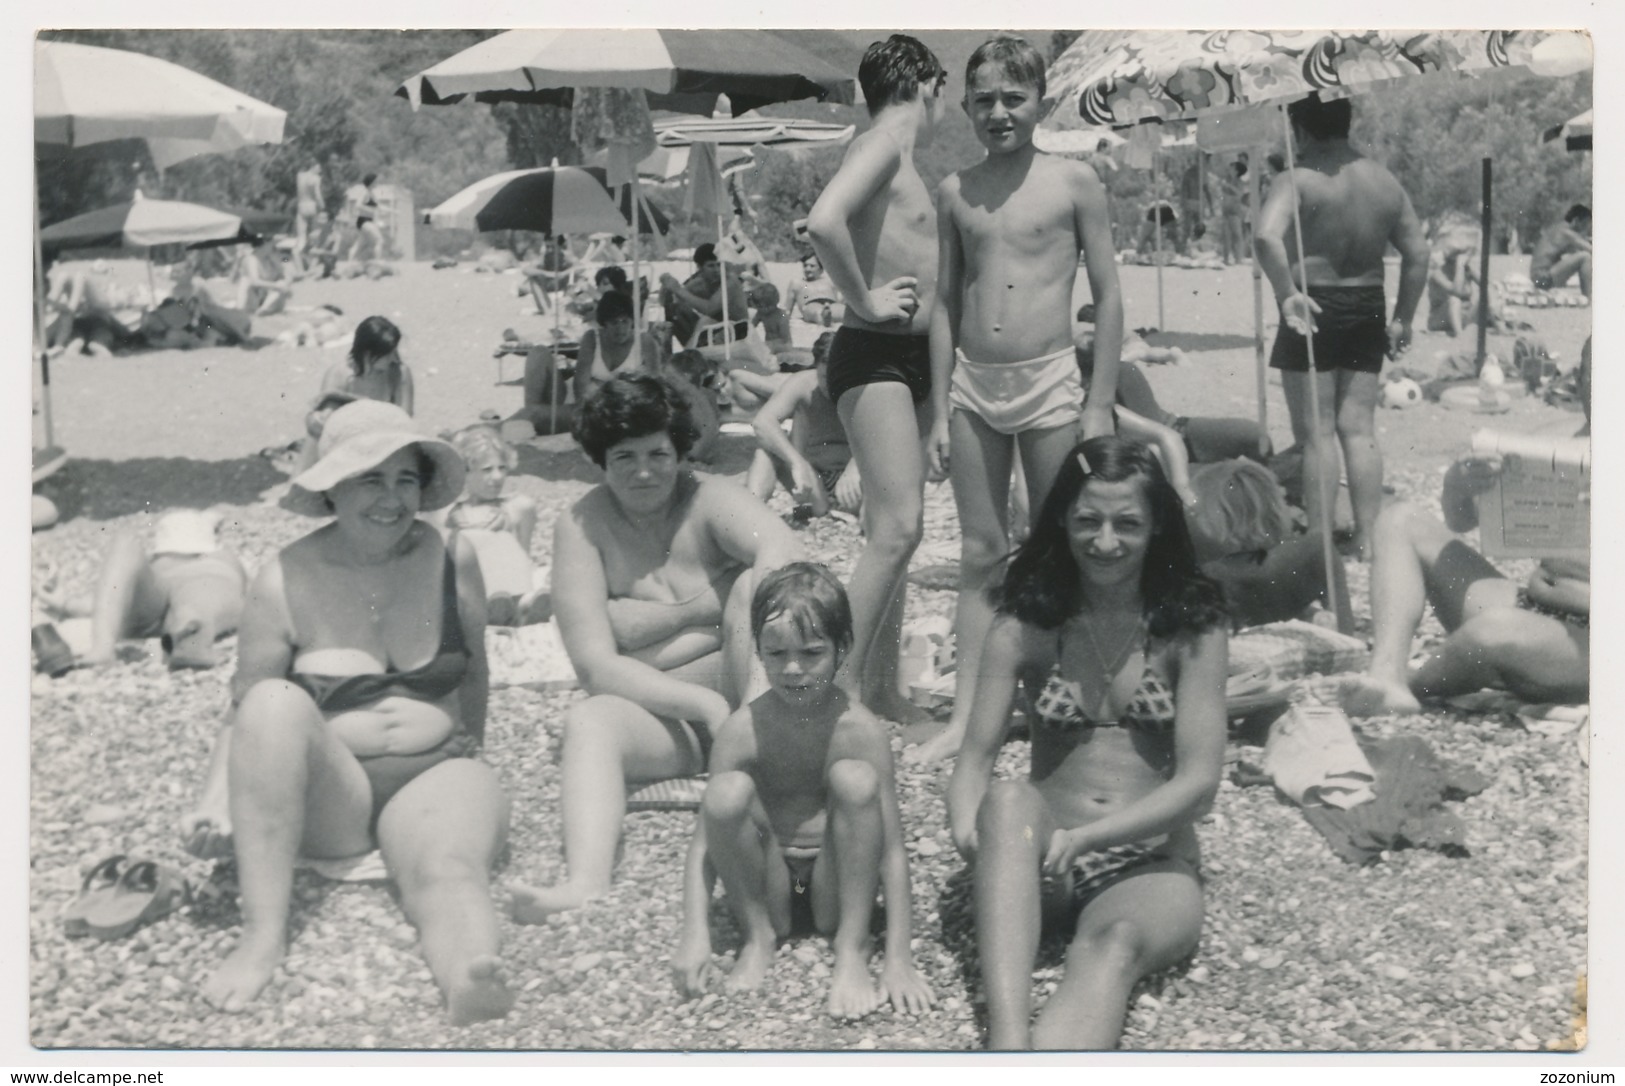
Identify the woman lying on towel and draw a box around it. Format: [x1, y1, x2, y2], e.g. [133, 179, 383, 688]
[183, 401, 513, 1026]
[947, 437, 1228, 1050]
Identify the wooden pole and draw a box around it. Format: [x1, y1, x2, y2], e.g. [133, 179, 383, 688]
[1249, 148, 1268, 458]
[1153, 155, 1165, 330]
[1279, 104, 1341, 630]
[33, 170, 54, 448]
[1475, 157, 1492, 372]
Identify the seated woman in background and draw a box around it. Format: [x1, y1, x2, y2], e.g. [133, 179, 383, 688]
[233, 238, 294, 317]
[443, 424, 548, 626]
[183, 401, 512, 1026]
[318, 315, 414, 415]
[516, 290, 661, 436]
[1185, 458, 1351, 633]
[1425, 222, 1480, 338]
[947, 437, 1228, 1051]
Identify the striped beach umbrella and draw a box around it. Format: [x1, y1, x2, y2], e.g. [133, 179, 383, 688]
[425, 165, 668, 236]
[41, 193, 279, 253]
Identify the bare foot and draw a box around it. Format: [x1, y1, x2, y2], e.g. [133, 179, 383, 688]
[509, 881, 603, 924]
[1335, 674, 1421, 717]
[722, 932, 776, 994]
[201, 932, 284, 1013]
[672, 930, 715, 999]
[828, 942, 881, 1020]
[867, 689, 934, 728]
[447, 955, 515, 1026]
[903, 720, 965, 765]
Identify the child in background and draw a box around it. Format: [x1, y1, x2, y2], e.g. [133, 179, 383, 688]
[750, 282, 795, 353]
[672, 563, 933, 1020]
[444, 425, 548, 627]
[921, 34, 1123, 761]
[745, 332, 859, 518]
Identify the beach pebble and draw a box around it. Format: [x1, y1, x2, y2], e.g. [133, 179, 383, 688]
[1383, 965, 1411, 981]
[1510, 963, 1537, 980]
[570, 952, 604, 974]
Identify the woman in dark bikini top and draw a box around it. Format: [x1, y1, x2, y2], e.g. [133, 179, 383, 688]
[181, 400, 514, 1028]
[946, 436, 1229, 1051]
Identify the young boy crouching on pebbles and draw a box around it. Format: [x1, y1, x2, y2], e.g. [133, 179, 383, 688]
[672, 563, 933, 1019]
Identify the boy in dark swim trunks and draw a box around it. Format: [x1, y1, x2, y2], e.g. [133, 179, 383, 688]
[806, 34, 947, 723]
[671, 564, 932, 1020]
[1255, 94, 1428, 560]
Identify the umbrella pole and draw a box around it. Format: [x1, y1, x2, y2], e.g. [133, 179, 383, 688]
[630, 180, 644, 338]
[1279, 104, 1341, 629]
[1153, 156, 1165, 329]
[33, 174, 54, 449]
[552, 236, 562, 436]
[1475, 158, 1492, 370]
[717, 212, 732, 364]
[1249, 146, 1268, 458]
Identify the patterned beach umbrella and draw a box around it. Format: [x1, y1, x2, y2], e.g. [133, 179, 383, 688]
[1046, 30, 1558, 128]
[41, 193, 280, 253]
[396, 29, 855, 116]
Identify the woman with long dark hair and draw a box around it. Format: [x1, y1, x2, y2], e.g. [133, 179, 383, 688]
[946, 436, 1229, 1050]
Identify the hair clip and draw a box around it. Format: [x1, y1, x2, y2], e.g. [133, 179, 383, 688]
[1076, 451, 1092, 475]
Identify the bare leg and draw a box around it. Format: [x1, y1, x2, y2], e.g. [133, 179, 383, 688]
[973, 781, 1056, 1050]
[1335, 503, 1440, 715]
[1334, 370, 1383, 560]
[1031, 863, 1203, 1050]
[907, 409, 1012, 764]
[378, 759, 512, 1025]
[814, 759, 884, 1020]
[1281, 368, 1343, 552]
[699, 771, 786, 992]
[85, 534, 168, 666]
[202, 680, 373, 1013]
[510, 696, 703, 919]
[835, 383, 927, 708]
[865, 579, 931, 726]
[1410, 608, 1588, 704]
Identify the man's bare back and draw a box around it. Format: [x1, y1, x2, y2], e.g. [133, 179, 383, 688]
[944, 154, 1092, 363]
[1272, 147, 1411, 286]
[828, 127, 937, 336]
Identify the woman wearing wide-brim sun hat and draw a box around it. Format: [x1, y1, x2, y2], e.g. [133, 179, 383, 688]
[182, 399, 515, 1026]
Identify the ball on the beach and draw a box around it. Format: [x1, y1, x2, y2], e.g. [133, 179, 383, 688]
[1382, 377, 1423, 409]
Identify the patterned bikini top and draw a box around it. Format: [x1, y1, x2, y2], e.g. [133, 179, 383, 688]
[1030, 651, 1177, 738]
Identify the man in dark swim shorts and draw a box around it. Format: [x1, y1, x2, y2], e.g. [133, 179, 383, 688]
[1255, 94, 1428, 560]
[824, 325, 932, 405]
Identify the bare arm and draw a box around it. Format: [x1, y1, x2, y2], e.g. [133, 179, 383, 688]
[1076, 164, 1124, 439]
[751, 371, 820, 482]
[397, 364, 416, 416]
[946, 617, 1029, 859]
[700, 477, 803, 575]
[604, 578, 727, 652]
[1253, 176, 1309, 323]
[673, 707, 755, 997]
[927, 178, 963, 475]
[1388, 190, 1429, 333]
[551, 506, 730, 726]
[1045, 627, 1228, 870]
[807, 133, 916, 325]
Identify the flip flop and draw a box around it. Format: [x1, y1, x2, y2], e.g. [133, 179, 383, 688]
[83, 859, 191, 942]
[60, 854, 127, 938]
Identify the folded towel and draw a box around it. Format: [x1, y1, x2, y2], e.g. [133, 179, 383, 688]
[1263, 704, 1376, 810]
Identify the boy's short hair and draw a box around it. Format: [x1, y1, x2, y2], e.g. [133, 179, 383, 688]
[595, 290, 635, 326]
[693, 242, 718, 266]
[449, 423, 518, 471]
[965, 34, 1046, 98]
[750, 562, 854, 662]
[572, 372, 701, 467]
[858, 34, 946, 117]
[1565, 203, 1591, 224]
[1287, 94, 1352, 141]
[668, 348, 717, 390]
[594, 265, 630, 291]
[750, 281, 780, 308]
[811, 331, 837, 367]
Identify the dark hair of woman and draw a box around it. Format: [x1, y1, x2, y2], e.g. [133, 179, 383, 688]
[993, 436, 1227, 639]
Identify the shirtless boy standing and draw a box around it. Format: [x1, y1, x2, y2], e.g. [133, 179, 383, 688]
[508, 373, 800, 918]
[806, 34, 946, 722]
[672, 563, 932, 1019]
[1254, 94, 1428, 561]
[913, 35, 1124, 763]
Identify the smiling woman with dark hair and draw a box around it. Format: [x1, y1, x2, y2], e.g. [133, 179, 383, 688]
[947, 436, 1229, 1051]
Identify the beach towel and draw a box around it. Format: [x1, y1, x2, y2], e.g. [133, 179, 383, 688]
[1229, 620, 1368, 682]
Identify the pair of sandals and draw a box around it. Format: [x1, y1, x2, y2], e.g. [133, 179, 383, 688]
[60, 855, 191, 941]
